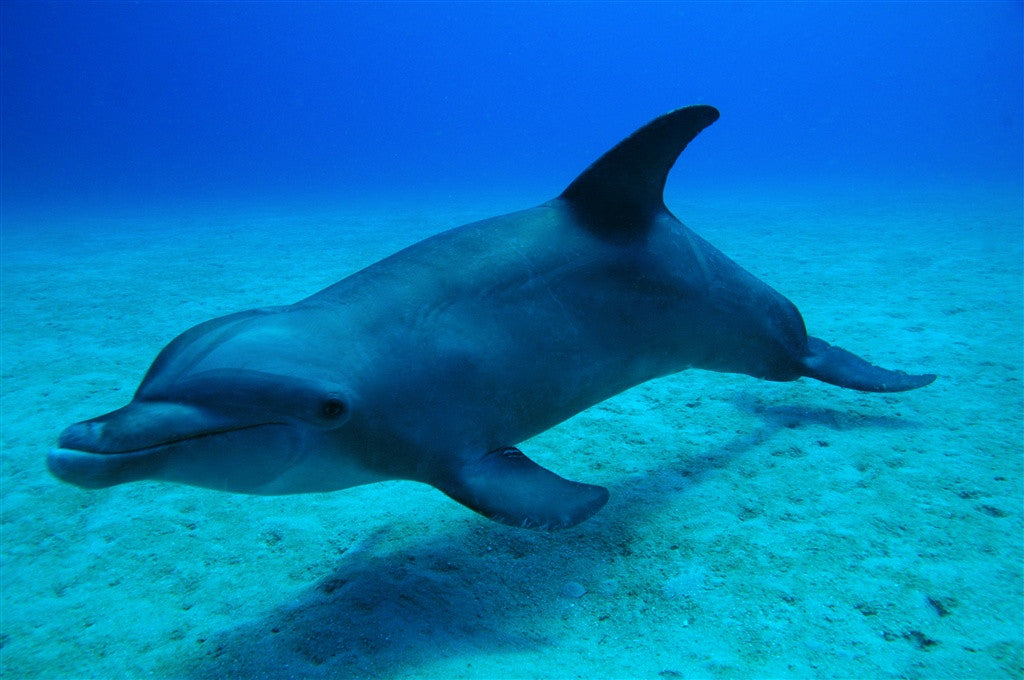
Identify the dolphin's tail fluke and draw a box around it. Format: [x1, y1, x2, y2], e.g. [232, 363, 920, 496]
[800, 336, 936, 393]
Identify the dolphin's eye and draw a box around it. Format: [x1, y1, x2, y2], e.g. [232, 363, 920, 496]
[320, 397, 347, 420]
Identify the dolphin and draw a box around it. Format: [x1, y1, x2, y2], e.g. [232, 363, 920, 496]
[49, 105, 935, 529]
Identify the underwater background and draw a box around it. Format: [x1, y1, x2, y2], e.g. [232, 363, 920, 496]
[2, 2, 1021, 678]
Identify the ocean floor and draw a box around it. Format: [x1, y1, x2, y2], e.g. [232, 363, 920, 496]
[2, 185, 1021, 679]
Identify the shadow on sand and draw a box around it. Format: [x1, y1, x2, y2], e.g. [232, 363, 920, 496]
[185, 395, 925, 678]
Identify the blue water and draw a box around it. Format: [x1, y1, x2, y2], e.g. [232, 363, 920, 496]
[2, 3, 1022, 679]
[2, 2, 1020, 216]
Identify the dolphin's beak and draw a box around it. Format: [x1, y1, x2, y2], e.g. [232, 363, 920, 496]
[48, 401, 251, 489]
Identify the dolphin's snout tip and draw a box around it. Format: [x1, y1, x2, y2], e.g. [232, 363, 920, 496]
[50, 419, 133, 489]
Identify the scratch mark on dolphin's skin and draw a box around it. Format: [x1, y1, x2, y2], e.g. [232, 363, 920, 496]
[546, 285, 576, 334]
[508, 241, 579, 335]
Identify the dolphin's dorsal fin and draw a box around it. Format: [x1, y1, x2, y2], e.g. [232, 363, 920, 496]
[558, 105, 720, 235]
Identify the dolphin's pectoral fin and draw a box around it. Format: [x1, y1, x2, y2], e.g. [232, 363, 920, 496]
[439, 446, 609, 530]
[801, 336, 936, 393]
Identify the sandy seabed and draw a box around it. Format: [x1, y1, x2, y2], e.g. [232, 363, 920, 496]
[2, 185, 1021, 679]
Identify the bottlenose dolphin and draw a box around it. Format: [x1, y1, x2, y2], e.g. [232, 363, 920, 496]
[49, 106, 935, 529]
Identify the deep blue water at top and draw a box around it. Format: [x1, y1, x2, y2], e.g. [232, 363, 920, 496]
[1, 1, 1021, 218]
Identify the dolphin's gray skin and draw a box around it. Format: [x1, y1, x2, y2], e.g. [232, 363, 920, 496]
[49, 106, 935, 529]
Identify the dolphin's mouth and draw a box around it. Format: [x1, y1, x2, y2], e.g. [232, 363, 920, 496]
[49, 413, 289, 490]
